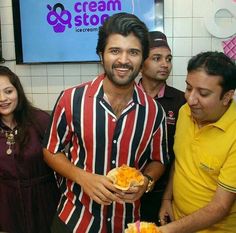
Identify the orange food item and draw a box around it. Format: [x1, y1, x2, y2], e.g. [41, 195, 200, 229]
[107, 164, 144, 190]
[125, 221, 161, 233]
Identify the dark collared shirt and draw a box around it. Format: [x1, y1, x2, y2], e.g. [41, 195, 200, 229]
[139, 80, 186, 190]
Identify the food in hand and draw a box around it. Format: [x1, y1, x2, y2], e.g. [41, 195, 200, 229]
[107, 164, 144, 190]
[125, 221, 161, 233]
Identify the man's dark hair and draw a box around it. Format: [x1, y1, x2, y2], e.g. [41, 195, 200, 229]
[187, 51, 236, 95]
[96, 12, 149, 62]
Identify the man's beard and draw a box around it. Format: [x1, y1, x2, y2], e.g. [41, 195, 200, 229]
[105, 63, 140, 87]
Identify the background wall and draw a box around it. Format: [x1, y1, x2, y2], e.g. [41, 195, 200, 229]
[0, 0, 235, 110]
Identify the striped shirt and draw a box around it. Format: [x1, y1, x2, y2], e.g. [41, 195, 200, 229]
[43, 74, 168, 233]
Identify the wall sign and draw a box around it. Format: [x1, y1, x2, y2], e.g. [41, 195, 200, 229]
[12, 0, 164, 64]
[204, 0, 236, 38]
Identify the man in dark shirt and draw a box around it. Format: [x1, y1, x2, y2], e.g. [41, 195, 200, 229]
[139, 31, 186, 225]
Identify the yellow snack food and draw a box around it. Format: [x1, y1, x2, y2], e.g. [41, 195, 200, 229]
[107, 164, 144, 190]
[125, 221, 161, 233]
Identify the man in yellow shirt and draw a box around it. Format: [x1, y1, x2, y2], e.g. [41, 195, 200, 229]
[159, 51, 236, 233]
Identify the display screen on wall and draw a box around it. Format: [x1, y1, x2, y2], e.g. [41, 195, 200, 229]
[12, 0, 164, 64]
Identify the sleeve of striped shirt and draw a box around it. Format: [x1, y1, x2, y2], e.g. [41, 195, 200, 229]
[43, 90, 73, 154]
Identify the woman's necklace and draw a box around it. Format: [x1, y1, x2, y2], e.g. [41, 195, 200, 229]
[0, 126, 18, 155]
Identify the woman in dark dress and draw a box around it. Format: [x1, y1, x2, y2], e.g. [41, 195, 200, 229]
[0, 66, 60, 233]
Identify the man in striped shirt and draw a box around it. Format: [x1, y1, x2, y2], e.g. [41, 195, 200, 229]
[43, 12, 168, 233]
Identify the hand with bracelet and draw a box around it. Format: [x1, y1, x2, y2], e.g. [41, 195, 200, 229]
[143, 174, 155, 193]
[158, 198, 174, 226]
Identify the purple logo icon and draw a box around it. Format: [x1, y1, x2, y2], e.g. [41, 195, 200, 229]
[47, 3, 72, 33]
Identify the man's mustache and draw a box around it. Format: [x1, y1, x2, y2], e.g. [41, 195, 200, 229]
[112, 64, 133, 70]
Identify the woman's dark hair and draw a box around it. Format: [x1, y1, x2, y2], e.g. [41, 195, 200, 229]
[0, 65, 40, 148]
[187, 51, 236, 96]
[96, 12, 149, 63]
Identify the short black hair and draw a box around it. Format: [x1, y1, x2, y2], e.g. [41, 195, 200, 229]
[96, 12, 149, 63]
[187, 51, 236, 94]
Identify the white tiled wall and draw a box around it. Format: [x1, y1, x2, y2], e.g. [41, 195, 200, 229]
[0, 0, 235, 110]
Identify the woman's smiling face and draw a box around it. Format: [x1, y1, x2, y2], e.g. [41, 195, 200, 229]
[0, 75, 18, 120]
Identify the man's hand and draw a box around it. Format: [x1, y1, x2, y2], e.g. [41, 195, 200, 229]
[115, 183, 147, 203]
[78, 171, 124, 205]
[159, 199, 174, 225]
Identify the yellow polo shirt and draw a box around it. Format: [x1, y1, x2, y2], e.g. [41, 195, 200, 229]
[173, 101, 236, 232]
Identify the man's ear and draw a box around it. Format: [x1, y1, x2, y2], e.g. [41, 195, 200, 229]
[222, 90, 235, 105]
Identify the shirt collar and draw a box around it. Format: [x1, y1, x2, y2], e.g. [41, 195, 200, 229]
[214, 101, 236, 131]
[186, 101, 236, 131]
[88, 74, 146, 107]
[138, 78, 166, 98]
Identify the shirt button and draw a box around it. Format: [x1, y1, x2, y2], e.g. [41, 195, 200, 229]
[107, 218, 111, 222]
[112, 160, 116, 164]
[113, 140, 117, 143]
[112, 118, 116, 122]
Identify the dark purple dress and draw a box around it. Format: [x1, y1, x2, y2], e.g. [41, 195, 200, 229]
[0, 109, 60, 233]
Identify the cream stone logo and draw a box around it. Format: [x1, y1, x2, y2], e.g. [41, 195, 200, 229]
[46, 0, 122, 33]
[47, 3, 72, 33]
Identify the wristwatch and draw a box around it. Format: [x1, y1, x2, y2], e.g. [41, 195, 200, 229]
[143, 174, 154, 193]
